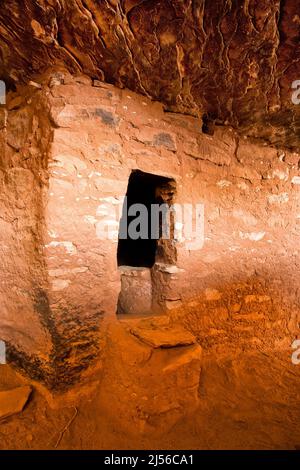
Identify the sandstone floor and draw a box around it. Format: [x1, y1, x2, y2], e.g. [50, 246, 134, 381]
[0, 345, 299, 450]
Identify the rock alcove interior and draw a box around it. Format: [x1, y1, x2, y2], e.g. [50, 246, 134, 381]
[0, 0, 299, 450]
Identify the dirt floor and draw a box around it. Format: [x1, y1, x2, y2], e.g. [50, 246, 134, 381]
[0, 342, 300, 450]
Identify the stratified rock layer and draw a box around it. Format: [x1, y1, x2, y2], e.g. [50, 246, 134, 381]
[0, 0, 299, 150]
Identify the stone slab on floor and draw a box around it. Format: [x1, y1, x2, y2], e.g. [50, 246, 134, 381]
[0, 385, 32, 420]
[99, 320, 202, 435]
[130, 323, 196, 348]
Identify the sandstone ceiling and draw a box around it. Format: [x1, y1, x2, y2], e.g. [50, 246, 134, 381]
[0, 0, 299, 151]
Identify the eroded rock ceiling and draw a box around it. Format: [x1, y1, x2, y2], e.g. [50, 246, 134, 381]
[0, 0, 299, 150]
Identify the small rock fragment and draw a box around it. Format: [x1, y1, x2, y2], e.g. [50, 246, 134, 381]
[28, 80, 42, 89]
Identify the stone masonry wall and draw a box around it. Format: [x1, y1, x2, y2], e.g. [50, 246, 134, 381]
[1, 72, 299, 387]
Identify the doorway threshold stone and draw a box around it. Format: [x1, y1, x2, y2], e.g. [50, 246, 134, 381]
[130, 323, 196, 348]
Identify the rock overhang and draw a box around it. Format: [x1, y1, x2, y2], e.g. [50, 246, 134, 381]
[0, 0, 299, 151]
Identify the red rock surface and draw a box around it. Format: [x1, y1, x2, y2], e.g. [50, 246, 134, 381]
[0, 4, 299, 447]
[0, 1, 299, 150]
[1, 74, 299, 393]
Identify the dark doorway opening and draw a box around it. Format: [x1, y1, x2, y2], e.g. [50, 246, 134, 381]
[117, 170, 175, 268]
